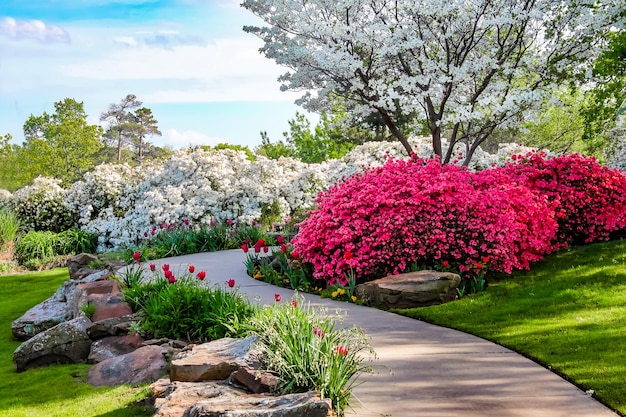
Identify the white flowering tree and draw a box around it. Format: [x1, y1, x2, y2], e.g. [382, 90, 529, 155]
[242, 0, 624, 165]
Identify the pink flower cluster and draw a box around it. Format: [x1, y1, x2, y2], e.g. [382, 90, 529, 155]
[502, 152, 626, 245]
[293, 154, 626, 283]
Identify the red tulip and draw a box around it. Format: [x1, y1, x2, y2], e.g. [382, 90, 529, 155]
[197, 271, 207, 280]
[274, 293, 281, 302]
[263, 246, 269, 253]
[168, 275, 176, 284]
[188, 265, 195, 273]
[280, 244, 287, 253]
[277, 235, 284, 244]
[149, 263, 156, 272]
[475, 263, 484, 270]
[162, 264, 170, 271]
[133, 251, 141, 262]
[164, 270, 173, 279]
[344, 251, 353, 260]
[241, 243, 249, 253]
[334, 345, 348, 355]
[482, 256, 490, 263]
[442, 260, 449, 268]
[227, 279, 235, 288]
[291, 251, 299, 260]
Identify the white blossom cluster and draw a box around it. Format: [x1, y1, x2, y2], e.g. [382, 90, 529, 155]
[10, 177, 73, 232]
[0, 189, 12, 210]
[8, 139, 536, 250]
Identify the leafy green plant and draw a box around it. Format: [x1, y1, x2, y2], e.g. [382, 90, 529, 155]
[57, 228, 98, 254]
[124, 264, 256, 342]
[14, 228, 98, 269]
[80, 302, 97, 319]
[14, 231, 58, 267]
[248, 294, 375, 416]
[0, 208, 20, 245]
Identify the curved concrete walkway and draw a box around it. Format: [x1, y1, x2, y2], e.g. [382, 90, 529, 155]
[154, 250, 618, 417]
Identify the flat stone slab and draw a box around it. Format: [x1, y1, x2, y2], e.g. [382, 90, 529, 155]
[151, 379, 331, 417]
[170, 336, 259, 382]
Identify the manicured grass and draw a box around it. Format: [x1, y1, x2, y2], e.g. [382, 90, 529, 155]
[396, 239, 626, 415]
[0, 269, 151, 417]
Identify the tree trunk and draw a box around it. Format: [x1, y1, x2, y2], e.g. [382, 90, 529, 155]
[377, 108, 413, 156]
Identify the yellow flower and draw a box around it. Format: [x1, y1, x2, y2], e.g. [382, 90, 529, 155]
[253, 273, 263, 279]
[351, 295, 357, 302]
[338, 288, 346, 295]
[331, 291, 338, 298]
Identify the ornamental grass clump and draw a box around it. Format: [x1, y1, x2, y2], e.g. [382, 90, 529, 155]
[294, 157, 559, 284]
[248, 295, 375, 416]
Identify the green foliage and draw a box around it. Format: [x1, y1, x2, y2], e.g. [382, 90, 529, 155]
[397, 239, 626, 415]
[126, 272, 256, 342]
[80, 302, 97, 319]
[517, 88, 589, 156]
[0, 208, 20, 245]
[140, 221, 273, 259]
[256, 112, 355, 162]
[0, 269, 151, 416]
[14, 228, 97, 269]
[21, 98, 103, 187]
[581, 30, 626, 153]
[247, 294, 375, 416]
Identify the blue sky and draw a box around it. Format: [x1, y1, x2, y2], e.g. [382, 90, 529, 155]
[0, 0, 314, 149]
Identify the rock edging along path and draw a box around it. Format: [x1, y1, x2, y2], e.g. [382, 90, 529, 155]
[152, 249, 618, 417]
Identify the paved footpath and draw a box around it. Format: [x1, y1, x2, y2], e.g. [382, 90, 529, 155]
[155, 250, 618, 417]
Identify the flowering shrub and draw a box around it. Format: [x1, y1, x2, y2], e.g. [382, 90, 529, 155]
[11, 177, 73, 233]
[293, 157, 560, 283]
[503, 152, 626, 244]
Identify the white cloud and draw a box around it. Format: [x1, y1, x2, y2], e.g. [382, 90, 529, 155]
[159, 128, 223, 148]
[60, 36, 299, 103]
[0, 17, 70, 43]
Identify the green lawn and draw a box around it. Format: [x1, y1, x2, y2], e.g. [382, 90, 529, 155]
[396, 239, 626, 415]
[0, 269, 151, 417]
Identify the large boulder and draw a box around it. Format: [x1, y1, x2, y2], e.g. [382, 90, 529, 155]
[13, 316, 92, 372]
[170, 336, 259, 382]
[355, 270, 461, 309]
[150, 379, 331, 417]
[11, 279, 78, 341]
[88, 345, 167, 386]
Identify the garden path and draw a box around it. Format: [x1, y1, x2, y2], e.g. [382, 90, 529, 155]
[156, 250, 618, 417]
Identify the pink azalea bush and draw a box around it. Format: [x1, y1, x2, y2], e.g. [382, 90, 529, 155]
[293, 157, 560, 283]
[502, 152, 626, 245]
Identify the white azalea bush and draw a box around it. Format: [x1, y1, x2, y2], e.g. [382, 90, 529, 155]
[0, 189, 12, 210]
[9, 138, 542, 250]
[10, 177, 73, 232]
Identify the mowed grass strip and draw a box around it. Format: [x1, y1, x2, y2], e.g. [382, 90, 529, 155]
[396, 239, 626, 415]
[0, 269, 151, 417]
